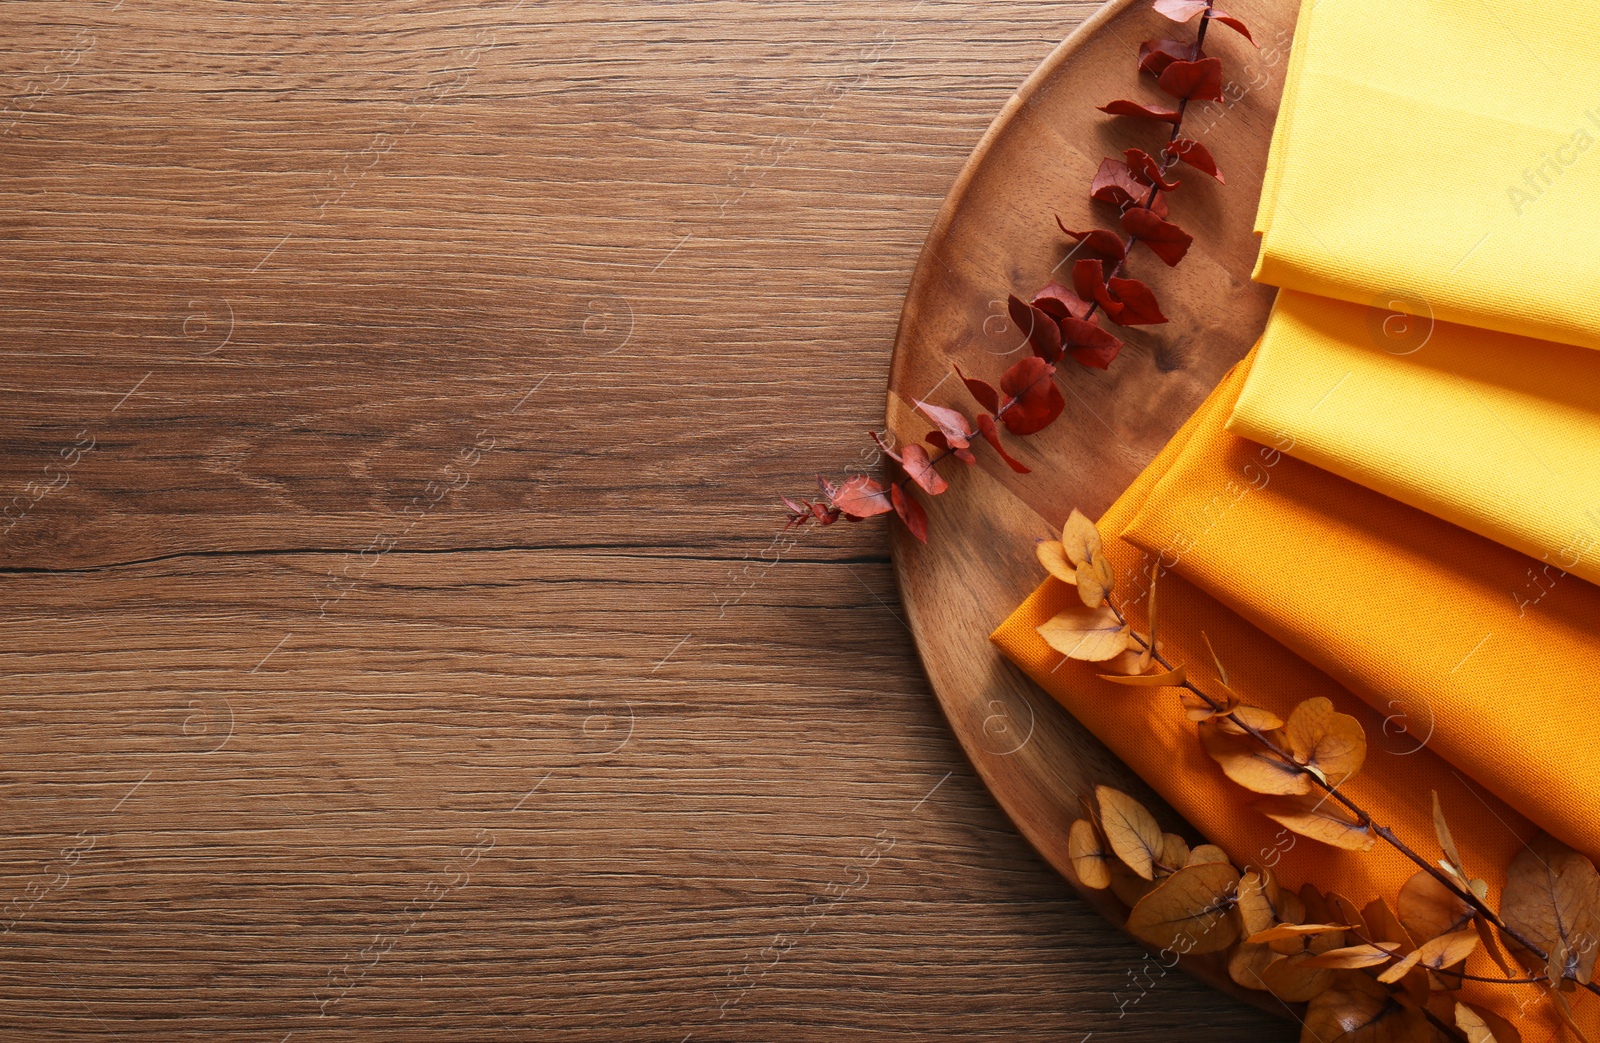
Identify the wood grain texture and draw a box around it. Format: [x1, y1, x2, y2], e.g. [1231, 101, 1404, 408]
[0, 2, 1289, 1039]
[884, 0, 1292, 1016]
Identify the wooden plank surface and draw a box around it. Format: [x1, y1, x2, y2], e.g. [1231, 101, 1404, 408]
[0, 2, 1290, 1039]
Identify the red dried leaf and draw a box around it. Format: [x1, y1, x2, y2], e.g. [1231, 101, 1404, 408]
[1212, 10, 1256, 45]
[889, 483, 929, 543]
[1062, 316, 1124, 369]
[899, 442, 948, 495]
[1138, 38, 1196, 77]
[1122, 207, 1194, 266]
[915, 399, 975, 449]
[998, 357, 1066, 436]
[1056, 218, 1127, 263]
[1032, 282, 1094, 321]
[1090, 159, 1171, 218]
[1097, 99, 1181, 125]
[825, 475, 893, 519]
[1124, 148, 1180, 191]
[809, 500, 841, 525]
[1157, 57, 1224, 103]
[954, 365, 1000, 414]
[1152, 0, 1209, 21]
[869, 429, 902, 464]
[782, 495, 807, 515]
[1165, 137, 1224, 182]
[974, 413, 1030, 474]
[1071, 258, 1117, 319]
[925, 433, 976, 465]
[1107, 277, 1168, 325]
[1006, 294, 1064, 363]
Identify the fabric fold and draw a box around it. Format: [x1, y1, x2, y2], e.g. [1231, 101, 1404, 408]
[1254, 0, 1600, 352]
[1227, 289, 1600, 588]
[992, 355, 1597, 1039]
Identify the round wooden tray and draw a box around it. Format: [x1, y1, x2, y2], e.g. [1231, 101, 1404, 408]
[885, 0, 1294, 1009]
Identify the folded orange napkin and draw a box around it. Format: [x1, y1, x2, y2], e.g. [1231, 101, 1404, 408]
[993, 353, 1598, 1038]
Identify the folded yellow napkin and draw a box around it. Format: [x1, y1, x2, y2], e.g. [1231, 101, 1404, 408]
[993, 355, 1599, 1038]
[1228, 289, 1600, 589]
[1256, 0, 1600, 351]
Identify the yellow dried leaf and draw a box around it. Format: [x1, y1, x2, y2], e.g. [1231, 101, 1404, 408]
[1502, 832, 1600, 985]
[1456, 1001, 1522, 1043]
[1285, 696, 1367, 785]
[1199, 721, 1311, 796]
[1252, 794, 1375, 851]
[1302, 941, 1404, 970]
[1061, 508, 1101, 567]
[1259, 950, 1334, 1003]
[1397, 869, 1473, 944]
[1377, 928, 1477, 983]
[1035, 540, 1077, 584]
[1036, 603, 1130, 663]
[1304, 973, 1429, 1043]
[1158, 832, 1189, 873]
[1187, 844, 1230, 866]
[1095, 785, 1163, 882]
[1124, 861, 1241, 954]
[1098, 663, 1187, 687]
[1067, 818, 1113, 890]
[1247, 922, 1353, 944]
[1075, 550, 1115, 608]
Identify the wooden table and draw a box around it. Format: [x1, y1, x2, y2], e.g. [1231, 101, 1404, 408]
[0, 3, 1291, 1039]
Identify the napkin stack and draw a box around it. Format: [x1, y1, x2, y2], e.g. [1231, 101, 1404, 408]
[993, 0, 1600, 1033]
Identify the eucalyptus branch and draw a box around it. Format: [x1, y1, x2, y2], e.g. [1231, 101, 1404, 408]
[1105, 594, 1600, 1000]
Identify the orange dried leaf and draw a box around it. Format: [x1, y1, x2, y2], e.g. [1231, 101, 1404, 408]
[1217, 704, 1285, 735]
[1199, 721, 1310, 796]
[1247, 922, 1352, 944]
[1304, 973, 1429, 1043]
[1096, 785, 1164, 881]
[1285, 696, 1367, 785]
[1252, 794, 1375, 851]
[1037, 603, 1129, 662]
[1456, 1001, 1522, 1043]
[1228, 941, 1276, 991]
[1188, 844, 1229, 866]
[1259, 950, 1334, 1003]
[1125, 861, 1241, 954]
[1068, 818, 1113, 890]
[1502, 832, 1600, 985]
[1397, 869, 1474, 944]
[1377, 928, 1478, 983]
[1235, 867, 1280, 936]
[1158, 832, 1190, 873]
[1200, 629, 1230, 687]
[1363, 896, 1414, 949]
[1035, 540, 1077, 584]
[1432, 789, 1469, 881]
[1061, 509, 1101, 567]
[1302, 941, 1404, 970]
[1075, 548, 1115, 608]
[1098, 663, 1187, 687]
